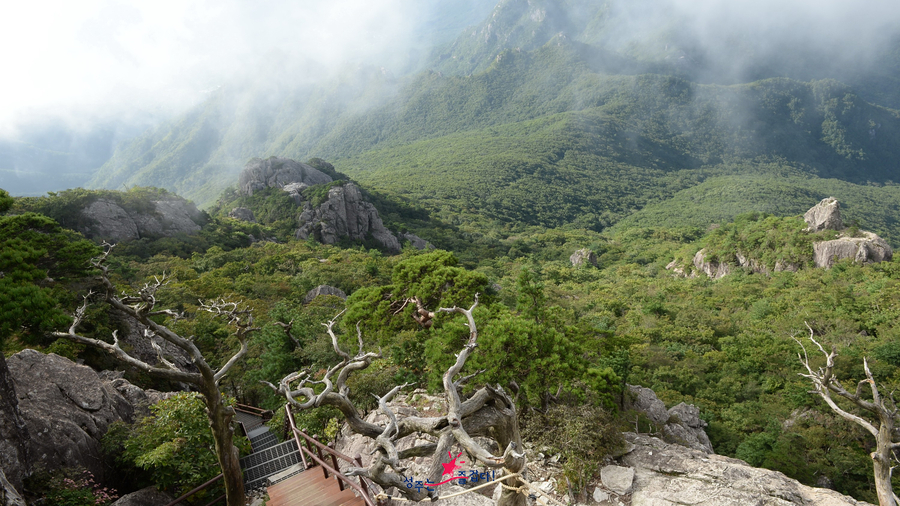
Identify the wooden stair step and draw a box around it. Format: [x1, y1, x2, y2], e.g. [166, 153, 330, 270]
[268, 471, 334, 497]
[267, 470, 366, 506]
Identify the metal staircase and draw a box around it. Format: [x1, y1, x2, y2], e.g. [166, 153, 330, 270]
[235, 406, 304, 491]
[165, 404, 374, 506]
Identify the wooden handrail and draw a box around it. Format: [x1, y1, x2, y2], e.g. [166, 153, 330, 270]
[285, 405, 376, 506]
[164, 473, 224, 506]
[285, 406, 308, 469]
[235, 403, 273, 421]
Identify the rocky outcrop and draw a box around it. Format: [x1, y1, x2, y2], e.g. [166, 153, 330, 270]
[400, 232, 434, 250]
[691, 249, 731, 279]
[79, 197, 204, 242]
[303, 285, 347, 304]
[109, 486, 174, 506]
[622, 433, 872, 506]
[804, 197, 843, 232]
[0, 355, 28, 496]
[335, 390, 859, 506]
[296, 183, 401, 253]
[670, 198, 892, 278]
[3, 350, 167, 484]
[813, 231, 893, 268]
[570, 248, 598, 267]
[228, 207, 256, 222]
[624, 385, 712, 454]
[108, 309, 195, 375]
[239, 157, 332, 196]
[0, 468, 25, 506]
[664, 403, 713, 454]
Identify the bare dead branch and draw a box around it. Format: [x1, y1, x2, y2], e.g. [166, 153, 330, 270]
[274, 320, 302, 348]
[795, 326, 900, 506]
[270, 297, 525, 506]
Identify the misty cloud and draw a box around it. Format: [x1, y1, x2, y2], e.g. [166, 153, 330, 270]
[0, 0, 459, 137]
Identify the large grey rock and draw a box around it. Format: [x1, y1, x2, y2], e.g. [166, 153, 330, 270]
[132, 199, 204, 237]
[401, 232, 434, 250]
[625, 385, 713, 454]
[570, 249, 598, 267]
[296, 183, 401, 253]
[78, 197, 204, 242]
[239, 157, 332, 196]
[813, 231, 893, 268]
[303, 285, 347, 304]
[0, 354, 28, 495]
[600, 465, 634, 495]
[625, 385, 669, 428]
[228, 207, 256, 222]
[692, 249, 731, 279]
[623, 433, 871, 506]
[109, 486, 174, 506]
[804, 197, 843, 232]
[6, 350, 138, 482]
[81, 200, 140, 241]
[664, 403, 713, 454]
[0, 467, 25, 506]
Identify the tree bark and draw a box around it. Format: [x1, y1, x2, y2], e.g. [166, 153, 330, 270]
[873, 422, 896, 506]
[202, 382, 245, 506]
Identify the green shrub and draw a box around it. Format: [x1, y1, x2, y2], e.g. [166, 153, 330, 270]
[105, 392, 250, 498]
[523, 405, 625, 501]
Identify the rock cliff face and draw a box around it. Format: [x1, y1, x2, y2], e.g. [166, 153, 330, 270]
[238, 157, 332, 196]
[334, 390, 866, 506]
[804, 197, 844, 232]
[2, 350, 171, 487]
[78, 197, 204, 242]
[303, 285, 347, 304]
[295, 183, 401, 253]
[668, 198, 892, 278]
[570, 248, 598, 267]
[0, 355, 28, 497]
[624, 385, 713, 454]
[236, 157, 406, 252]
[621, 433, 871, 506]
[813, 231, 893, 268]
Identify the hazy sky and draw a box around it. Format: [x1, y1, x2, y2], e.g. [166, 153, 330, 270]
[0, 0, 437, 136]
[2, 0, 898, 139]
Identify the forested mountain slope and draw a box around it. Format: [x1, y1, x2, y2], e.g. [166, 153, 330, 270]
[88, 0, 900, 243]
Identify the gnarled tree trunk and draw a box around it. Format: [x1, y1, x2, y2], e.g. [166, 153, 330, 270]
[57, 244, 258, 506]
[268, 296, 529, 506]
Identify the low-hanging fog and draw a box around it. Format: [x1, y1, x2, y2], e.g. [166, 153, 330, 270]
[1, 0, 898, 195]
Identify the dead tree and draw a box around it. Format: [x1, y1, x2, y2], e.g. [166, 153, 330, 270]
[266, 296, 527, 506]
[795, 323, 900, 506]
[55, 243, 258, 506]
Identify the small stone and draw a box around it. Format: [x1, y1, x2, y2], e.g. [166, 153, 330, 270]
[593, 487, 610, 503]
[600, 465, 634, 496]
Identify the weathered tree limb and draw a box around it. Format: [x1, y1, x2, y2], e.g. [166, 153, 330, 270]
[795, 322, 899, 506]
[275, 320, 302, 348]
[55, 243, 256, 506]
[269, 296, 526, 505]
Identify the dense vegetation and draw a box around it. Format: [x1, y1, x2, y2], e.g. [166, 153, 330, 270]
[7, 0, 900, 503]
[4, 183, 900, 503]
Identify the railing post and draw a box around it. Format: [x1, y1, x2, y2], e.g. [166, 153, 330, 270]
[330, 443, 344, 491]
[315, 440, 328, 479]
[355, 455, 370, 498]
[285, 406, 308, 469]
